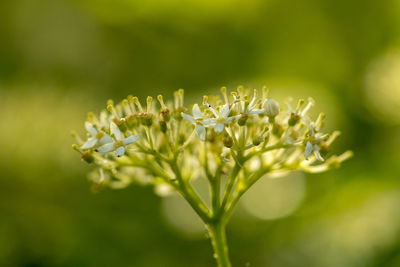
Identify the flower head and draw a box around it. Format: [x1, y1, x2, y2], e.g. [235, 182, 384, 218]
[73, 86, 351, 191]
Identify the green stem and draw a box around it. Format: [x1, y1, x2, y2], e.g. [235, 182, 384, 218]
[207, 222, 231, 267]
[219, 163, 241, 216]
[170, 160, 211, 222]
[212, 163, 222, 214]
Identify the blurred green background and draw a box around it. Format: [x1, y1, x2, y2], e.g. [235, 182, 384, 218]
[1, 0, 400, 266]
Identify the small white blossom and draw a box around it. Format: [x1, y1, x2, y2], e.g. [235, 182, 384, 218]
[97, 122, 140, 157]
[181, 104, 207, 141]
[81, 122, 113, 149]
[202, 103, 240, 133]
[304, 124, 326, 161]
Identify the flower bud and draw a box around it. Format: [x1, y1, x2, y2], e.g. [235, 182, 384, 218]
[252, 135, 263, 146]
[223, 136, 233, 148]
[237, 114, 248, 126]
[159, 108, 171, 122]
[82, 152, 94, 164]
[126, 114, 138, 128]
[113, 118, 127, 132]
[288, 112, 301, 126]
[140, 112, 153, 126]
[263, 99, 280, 120]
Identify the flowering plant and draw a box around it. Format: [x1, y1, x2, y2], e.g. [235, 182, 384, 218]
[72, 86, 352, 267]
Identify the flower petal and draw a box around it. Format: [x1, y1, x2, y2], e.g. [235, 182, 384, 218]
[97, 142, 116, 153]
[220, 104, 230, 118]
[110, 122, 123, 140]
[85, 122, 97, 136]
[313, 145, 324, 161]
[214, 123, 225, 133]
[305, 141, 313, 160]
[206, 103, 219, 117]
[123, 135, 140, 145]
[81, 137, 98, 149]
[192, 104, 203, 119]
[99, 134, 113, 145]
[181, 113, 196, 123]
[115, 146, 125, 157]
[195, 125, 206, 141]
[248, 96, 256, 110]
[310, 124, 315, 136]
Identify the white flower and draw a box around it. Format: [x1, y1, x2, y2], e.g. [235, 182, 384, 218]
[304, 124, 325, 161]
[97, 122, 140, 157]
[245, 95, 264, 115]
[81, 122, 113, 149]
[181, 104, 207, 141]
[305, 142, 324, 161]
[203, 103, 240, 133]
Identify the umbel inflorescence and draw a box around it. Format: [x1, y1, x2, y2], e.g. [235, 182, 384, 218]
[72, 86, 352, 267]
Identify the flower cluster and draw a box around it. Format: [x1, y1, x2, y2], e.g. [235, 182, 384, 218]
[72, 86, 352, 267]
[72, 87, 352, 192]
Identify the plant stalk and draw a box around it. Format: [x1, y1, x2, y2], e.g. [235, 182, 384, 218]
[207, 222, 231, 267]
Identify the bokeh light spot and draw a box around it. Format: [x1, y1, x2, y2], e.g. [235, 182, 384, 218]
[364, 51, 400, 124]
[162, 194, 206, 239]
[241, 172, 305, 220]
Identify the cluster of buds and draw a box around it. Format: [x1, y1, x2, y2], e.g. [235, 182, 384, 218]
[72, 86, 352, 208]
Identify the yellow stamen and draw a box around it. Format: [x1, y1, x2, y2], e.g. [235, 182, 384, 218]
[132, 96, 143, 112]
[147, 96, 153, 113]
[220, 87, 229, 104]
[157, 94, 166, 109]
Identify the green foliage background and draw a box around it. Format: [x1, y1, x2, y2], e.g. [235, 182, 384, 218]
[1, 0, 400, 266]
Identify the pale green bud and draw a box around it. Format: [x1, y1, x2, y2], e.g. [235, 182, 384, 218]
[263, 99, 280, 118]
